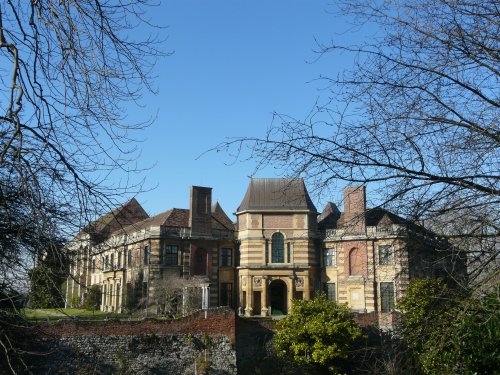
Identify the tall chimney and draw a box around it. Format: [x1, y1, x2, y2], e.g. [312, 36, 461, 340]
[343, 186, 366, 234]
[189, 186, 212, 237]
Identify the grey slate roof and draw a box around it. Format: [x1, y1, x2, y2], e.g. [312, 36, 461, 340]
[111, 204, 235, 236]
[237, 178, 317, 212]
[317, 205, 414, 230]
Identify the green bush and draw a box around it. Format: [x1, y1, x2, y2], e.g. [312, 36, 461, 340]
[398, 279, 500, 374]
[274, 293, 362, 374]
[83, 285, 101, 312]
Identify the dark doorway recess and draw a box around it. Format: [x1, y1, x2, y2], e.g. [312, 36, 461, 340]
[270, 279, 287, 315]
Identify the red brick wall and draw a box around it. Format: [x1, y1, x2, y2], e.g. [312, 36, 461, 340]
[40, 308, 236, 341]
[263, 214, 293, 229]
[343, 240, 368, 277]
[343, 186, 366, 234]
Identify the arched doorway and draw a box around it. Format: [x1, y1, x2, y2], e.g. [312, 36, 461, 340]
[270, 279, 287, 315]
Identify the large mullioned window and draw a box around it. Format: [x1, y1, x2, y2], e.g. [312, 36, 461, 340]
[164, 244, 179, 266]
[271, 232, 285, 263]
[380, 282, 395, 312]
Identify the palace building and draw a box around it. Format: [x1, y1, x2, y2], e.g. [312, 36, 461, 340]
[66, 179, 461, 324]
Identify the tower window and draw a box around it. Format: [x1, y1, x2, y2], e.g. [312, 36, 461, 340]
[271, 232, 285, 263]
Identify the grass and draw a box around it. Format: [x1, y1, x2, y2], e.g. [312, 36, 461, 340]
[22, 308, 124, 321]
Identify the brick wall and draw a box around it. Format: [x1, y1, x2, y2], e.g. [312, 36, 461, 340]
[30, 308, 237, 374]
[41, 308, 236, 341]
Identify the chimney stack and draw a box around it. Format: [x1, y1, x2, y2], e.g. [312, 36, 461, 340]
[343, 186, 366, 234]
[189, 186, 212, 237]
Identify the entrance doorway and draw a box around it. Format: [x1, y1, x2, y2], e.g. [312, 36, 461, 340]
[270, 280, 287, 315]
[253, 291, 261, 315]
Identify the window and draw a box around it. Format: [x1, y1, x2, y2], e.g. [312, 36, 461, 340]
[143, 245, 150, 265]
[220, 283, 233, 307]
[323, 249, 336, 267]
[220, 248, 232, 267]
[164, 244, 179, 266]
[127, 248, 132, 266]
[324, 283, 336, 301]
[110, 254, 115, 269]
[287, 243, 291, 263]
[380, 282, 395, 312]
[116, 284, 121, 307]
[271, 232, 285, 263]
[105, 255, 109, 270]
[92, 259, 96, 273]
[117, 251, 121, 268]
[379, 245, 394, 265]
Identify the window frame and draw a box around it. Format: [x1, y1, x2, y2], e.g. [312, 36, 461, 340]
[380, 282, 395, 312]
[164, 244, 179, 266]
[220, 248, 232, 267]
[323, 283, 336, 302]
[271, 232, 285, 263]
[126, 248, 132, 267]
[323, 248, 336, 267]
[143, 245, 150, 265]
[379, 245, 394, 265]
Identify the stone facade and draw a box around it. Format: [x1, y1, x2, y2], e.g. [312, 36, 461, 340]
[32, 308, 237, 374]
[235, 179, 462, 327]
[66, 179, 462, 325]
[66, 186, 235, 313]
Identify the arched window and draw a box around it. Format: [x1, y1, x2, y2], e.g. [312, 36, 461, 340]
[349, 248, 363, 275]
[271, 232, 285, 263]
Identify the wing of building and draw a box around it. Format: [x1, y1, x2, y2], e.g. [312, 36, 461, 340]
[66, 180, 464, 327]
[66, 186, 235, 313]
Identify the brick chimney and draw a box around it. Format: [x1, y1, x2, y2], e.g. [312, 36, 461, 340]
[343, 186, 366, 234]
[189, 186, 212, 237]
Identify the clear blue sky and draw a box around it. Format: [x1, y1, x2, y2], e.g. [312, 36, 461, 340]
[127, 1, 365, 220]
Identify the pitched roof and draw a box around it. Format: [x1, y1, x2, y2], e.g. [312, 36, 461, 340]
[317, 205, 410, 229]
[80, 198, 149, 240]
[317, 202, 341, 230]
[110, 205, 235, 236]
[212, 202, 236, 231]
[112, 208, 190, 235]
[237, 178, 317, 212]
